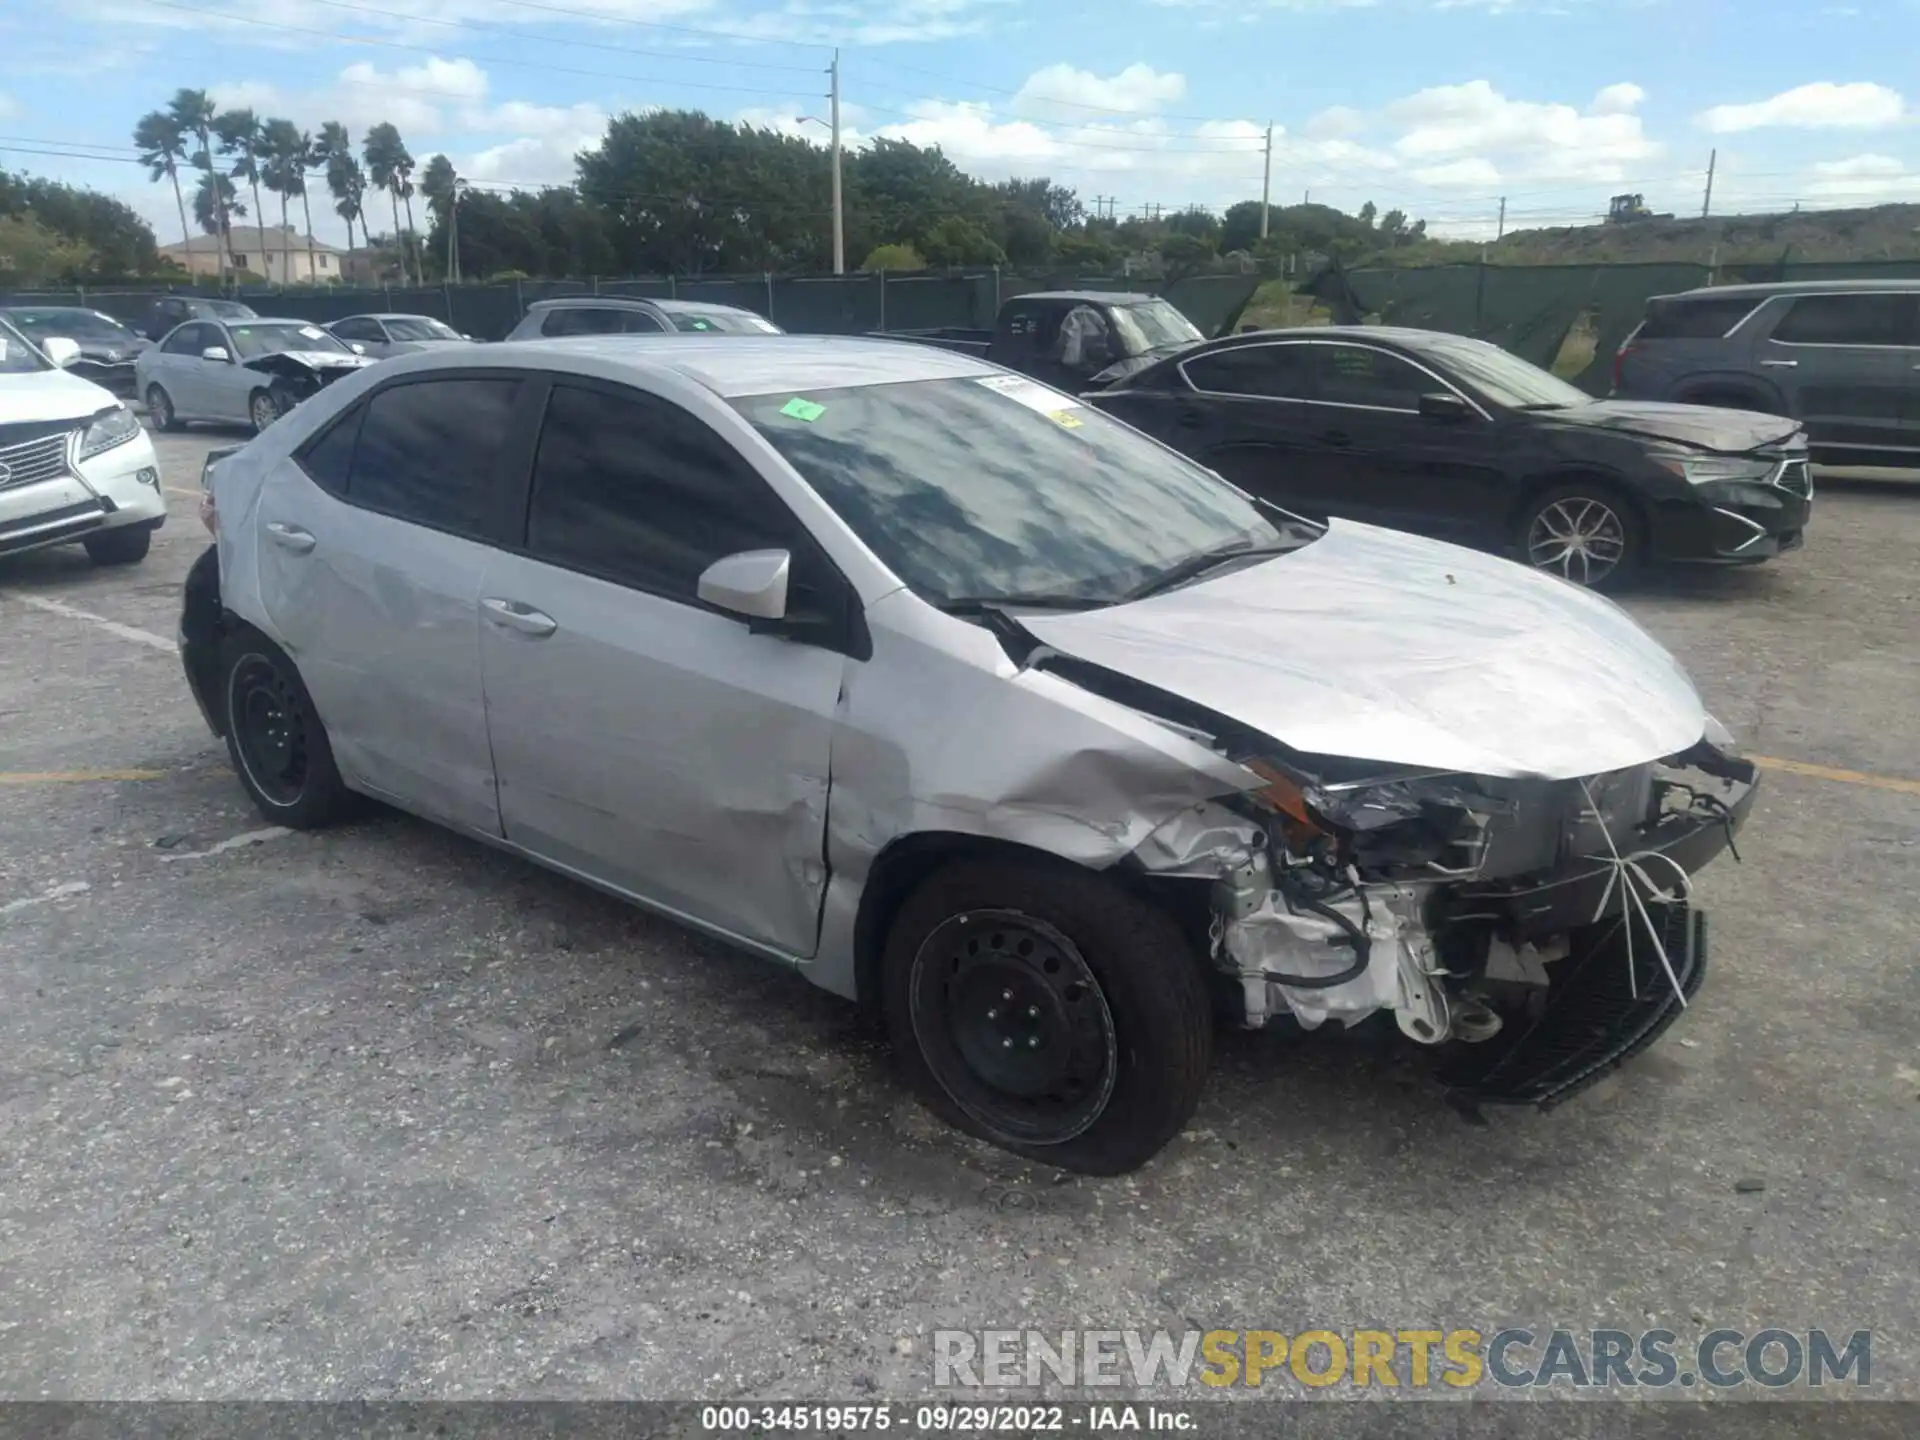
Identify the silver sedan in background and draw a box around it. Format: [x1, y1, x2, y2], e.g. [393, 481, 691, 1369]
[326, 313, 475, 359]
[178, 336, 1757, 1173]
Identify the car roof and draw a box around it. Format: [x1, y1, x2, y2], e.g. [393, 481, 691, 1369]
[1010, 290, 1161, 305]
[1660, 278, 1920, 300]
[391, 334, 998, 397]
[524, 296, 764, 315]
[333, 313, 446, 323]
[1, 305, 106, 317]
[1198, 324, 1467, 347]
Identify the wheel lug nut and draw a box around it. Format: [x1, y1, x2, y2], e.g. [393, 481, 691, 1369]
[986, 1008, 999, 1020]
[1001, 989, 1013, 1001]
[1002, 1038, 1014, 1049]
[1027, 1006, 1039, 1018]
[1027, 1037, 1040, 1049]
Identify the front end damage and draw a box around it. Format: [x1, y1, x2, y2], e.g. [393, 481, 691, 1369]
[1130, 731, 1755, 1110]
[244, 352, 374, 408]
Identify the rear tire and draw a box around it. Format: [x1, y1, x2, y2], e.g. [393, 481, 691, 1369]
[83, 525, 152, 566]
[882, 857, 1212, 1175]
[220, 630, 353, 830]
[145, 385, 181, 432]
[1515, 480, 1646, 591]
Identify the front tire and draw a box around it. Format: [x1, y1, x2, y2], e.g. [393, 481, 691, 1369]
[248, 388, 282, 435]
[83, 525, 152, 566]
[1516, 480, 1646, 591]
[220, 632, 352, 829]
[145, 385, 181, 432]
[882, 858, 1212, 1175]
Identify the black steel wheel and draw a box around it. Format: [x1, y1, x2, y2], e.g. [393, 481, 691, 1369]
[882, 857, 1212, 1174]
[907, 910, 1118, 1145]
[220, 633, 352, 828]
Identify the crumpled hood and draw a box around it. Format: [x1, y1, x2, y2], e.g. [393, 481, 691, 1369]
[0, 367, 119, 424]
[245, 350, 375, 371]
[1020, 520, 1707, 781]
[1549, 399, 1800, 453]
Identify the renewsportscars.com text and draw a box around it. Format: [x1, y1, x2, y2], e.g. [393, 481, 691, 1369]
[933, 1327, 1872, 1391]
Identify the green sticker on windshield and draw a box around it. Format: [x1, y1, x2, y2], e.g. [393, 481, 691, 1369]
[780, 397, 826, 422]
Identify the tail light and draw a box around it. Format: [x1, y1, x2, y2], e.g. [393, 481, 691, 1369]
[1612, 342, 1636, 393]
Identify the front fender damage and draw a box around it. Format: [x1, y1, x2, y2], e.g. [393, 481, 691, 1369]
[1106, 662, 1759, 1108]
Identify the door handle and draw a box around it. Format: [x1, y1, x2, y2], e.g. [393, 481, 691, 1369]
[481, 598, 558, 638]
[1319, 430, 1353, 447]
[1760, 359, 1798, 368]
[1176, 409, 1204, 429]
[264, 521, 315, 554]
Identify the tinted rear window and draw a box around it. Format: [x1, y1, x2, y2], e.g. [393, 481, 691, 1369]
[1638, 296, 1758, 340]
[1771, 293, 1913, 346]
[349, 378, 521, 537]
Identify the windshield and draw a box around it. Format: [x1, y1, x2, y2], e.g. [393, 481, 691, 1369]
[8, 310, 134, 344]
[1417, 334, 1591, 409]
[669, 309, 781, 334]
[227, 322, 352, 359]
[1110, 300, 1205, 357]
[734, 373, 1303, 607]
[205, 301, 256, 319]
[0, 318, 51, 375]
[384, 316, 463, 342]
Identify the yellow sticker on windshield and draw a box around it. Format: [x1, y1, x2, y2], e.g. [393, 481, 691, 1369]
[1048, 410, 1083, 429]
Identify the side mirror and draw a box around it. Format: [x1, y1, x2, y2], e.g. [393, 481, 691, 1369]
[41, 337, 81, 368]
[697, 549, 790, 621]
[202, 345, 232, 364]
[349, 342, 367, 355]
[1418, 391, 1470, 421]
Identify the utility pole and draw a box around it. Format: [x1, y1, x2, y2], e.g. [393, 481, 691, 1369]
[1496, 196, 1506, 240]
[1259, 123, 1273, 240]
[1702, 148, 1717, 219]
[829, 49, 845, 275]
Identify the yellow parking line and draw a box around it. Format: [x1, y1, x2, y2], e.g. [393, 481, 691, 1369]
[0, 769, 169, 784]
[1749, 755, 1920, 798]
[165, 486, 201, 499]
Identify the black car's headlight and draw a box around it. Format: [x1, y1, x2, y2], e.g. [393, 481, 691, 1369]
[78, 405, 142, 460]
[1653, 453, 1777, 486]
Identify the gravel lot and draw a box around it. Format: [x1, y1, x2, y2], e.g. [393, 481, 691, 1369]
[2, 428, 1916, 1403]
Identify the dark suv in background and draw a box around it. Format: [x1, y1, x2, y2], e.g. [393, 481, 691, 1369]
[1612, 280, 1919, 465]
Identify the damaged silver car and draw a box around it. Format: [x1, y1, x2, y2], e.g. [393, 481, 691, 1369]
[179, 336, 1757, 1174]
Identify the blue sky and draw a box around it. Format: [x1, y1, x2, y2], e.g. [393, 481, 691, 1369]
[2, 0, 1917, 249]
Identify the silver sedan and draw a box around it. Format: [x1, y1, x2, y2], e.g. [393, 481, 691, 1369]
[178, 336, 1758, 1172]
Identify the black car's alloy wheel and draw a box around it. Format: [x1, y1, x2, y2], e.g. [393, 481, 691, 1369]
[907, 909, 1118, 1145]
[1520, 487, 1641, 589]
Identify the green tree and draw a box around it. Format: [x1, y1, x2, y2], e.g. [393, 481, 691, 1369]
[168, 88, 228, 285]
[1158, 230, 1216, 281]
[919, 215, 1005, 267]
[193, 171, 245, 265]
[0, 171, 162, 276]
[259, 118, 308, 283]
[0, 213, 95, 284]
[134, 110, 193, 254]
[847, 137, 986, 264]
[363, 122, 416, 285]
[315, 122, 367, 266]
[1220, 200, 1270, 255]
[1358, 200, 1378, 230]
[1053, 230, 1117, 270]
[420, 153, 459, 279]
[216, 109, 270, 279]
[859, 242, 923, 271]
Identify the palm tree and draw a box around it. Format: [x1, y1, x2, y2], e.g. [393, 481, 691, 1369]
[216, 110, 269, 284]
[294, 130, 321, 283]
[260, 118, 306, 283]
[420, 153, 459, 281]
[317, 122, 368, 278]
[133, 111, 193, 255]
[168, 89, 228, 285]
[194, 172, 245, 253]
[363, 122, 414, 286]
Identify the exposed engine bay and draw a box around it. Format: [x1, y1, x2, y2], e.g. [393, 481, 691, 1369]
[1127, 730, 1755, 1106]
[244, 350, 372, 408]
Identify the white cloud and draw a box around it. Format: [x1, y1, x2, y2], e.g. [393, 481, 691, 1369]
[1011, 64, 1186, 120]
[1697, 82, 1905, 133]
[1411, 157, 1501, 188]
[1304, 105, 1368, 138]
[0, 92, 18, 121]
[1386, 79, 1658, 183]
[1803, 153, 1917, 200]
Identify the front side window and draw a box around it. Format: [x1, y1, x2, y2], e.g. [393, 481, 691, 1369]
[527, 384, 795, 599]
[1771, 294, 1914, 346]
[1110, 300, 1204, 355]
[164, 323, 212, 355]
[733, 374, 1302, 607]
[1309, 345, 1433, 412]
[0, 318, 51, 374]
[1411, 334, 1587, 410]
[331, 317, 384, 342]
[1183, 344, 1314, 399]
[383, 317, 462, 342]
[348, 378, 520, 537]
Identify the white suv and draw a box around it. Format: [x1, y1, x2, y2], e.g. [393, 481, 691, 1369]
[0, 315, 165, 565]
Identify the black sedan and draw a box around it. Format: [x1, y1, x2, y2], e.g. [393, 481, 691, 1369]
[1, 306, 149, 398]
[1086, 326, 1813, 589]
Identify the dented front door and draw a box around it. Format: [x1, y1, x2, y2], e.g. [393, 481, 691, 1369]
[476, 551, 842, 956]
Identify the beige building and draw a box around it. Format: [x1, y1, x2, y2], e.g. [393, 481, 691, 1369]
[158, 226, 344, 284]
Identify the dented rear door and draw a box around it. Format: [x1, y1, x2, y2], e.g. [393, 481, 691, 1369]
[477, 378, 844, 958]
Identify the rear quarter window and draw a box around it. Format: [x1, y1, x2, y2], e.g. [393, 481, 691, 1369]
[1637, 296, 1759, 340]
